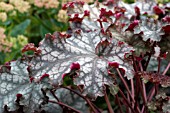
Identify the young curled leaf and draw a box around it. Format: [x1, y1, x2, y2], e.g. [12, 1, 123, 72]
[137, 71, 170, 87]
[109, 84, 119, 96]
[148, 92, 170, 112]
[22, 43, 41, 55]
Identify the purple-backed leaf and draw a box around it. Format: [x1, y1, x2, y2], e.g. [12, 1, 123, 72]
[0, 59, 51, 113]
[30, 30, 134, 99]
[134, 18, 164, 41]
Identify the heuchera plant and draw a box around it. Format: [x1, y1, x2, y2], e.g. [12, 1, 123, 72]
[0, 0, 170, 113]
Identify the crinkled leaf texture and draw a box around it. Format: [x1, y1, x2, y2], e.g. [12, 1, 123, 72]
[66, 2, 114, 32]
[0, 59, 89, 113]
[0, 59, 52, 113]
[147, 57, 168, 73]
[118, 1, 156, 19]
[162, 99, 170, 113]
[134, 19, 164, 41]
[31, 30, 134, 99]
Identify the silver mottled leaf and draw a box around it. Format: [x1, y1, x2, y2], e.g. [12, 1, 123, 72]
[147, 57, 168, 73]
[162, 100, 170, 113]
[118, 1, 156, 19]
[0, 59, 52, 113]
[31, 30, 134, 99]
[67, 3, 112, 32]
[154, 46, 160, 58]
[134, 19, 164, 41]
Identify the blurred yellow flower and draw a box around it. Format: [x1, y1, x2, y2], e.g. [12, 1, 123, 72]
[0, 27, 13, 52]
[9, 35, 28, 49]
[45, 0, 59, 9]
[62, 0, 93, 5]
[34, 0, 44, 8]
[27, 0, 35, 4]
[0, 12, 7, 22]
[0, 27, 6, 39]
[0, 2, 14, 12]
[9, 0, 30, 13]
[57, 10, 68, 23]
[17, 35, 28, 46]
[34, 0, 59, 9]
[75, 0, 94, 3]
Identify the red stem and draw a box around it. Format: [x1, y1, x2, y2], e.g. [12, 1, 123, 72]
[147, 86, 155, 102]
[77, 86, 99, 113]
[104, 91, 114, 113]
[134, 56, 148, 112]
[136, 76, 148, 111]
[50, 90, 60, 102]
[162, 62, 170, 75]
[48, 100, 81, 113]
[157, 57, 161, 73]
[139, 62, 147, 104]
[130, 79, 135, 108]
[115, 94, 123, 113]
[86, 98, 99, 113]
[155, 58, 161, 96]
[119, 88, 138, 113]
[116, 69, 135, 103]
[144, 53, 152, 71]
[60, 86, 101, 113]
[127, 93, 131, 113]
[144, 42, 156, 71]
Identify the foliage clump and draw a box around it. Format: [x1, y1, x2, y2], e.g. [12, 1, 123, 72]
[0, 0, 170, 113]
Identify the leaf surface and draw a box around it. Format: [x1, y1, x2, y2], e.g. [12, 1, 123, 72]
[31, 30, 134, 99]
[0, 59, 51, 113]
[134, 19, 164, 41]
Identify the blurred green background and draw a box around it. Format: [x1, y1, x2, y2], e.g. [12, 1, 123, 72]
[0, 0, 71, 64]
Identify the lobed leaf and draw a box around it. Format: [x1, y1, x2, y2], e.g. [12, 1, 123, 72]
[30, 29, 134, 99]
[0, 59, 52, 113]
[134, 19, 164, 42]
[118, 1, 156, 19]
